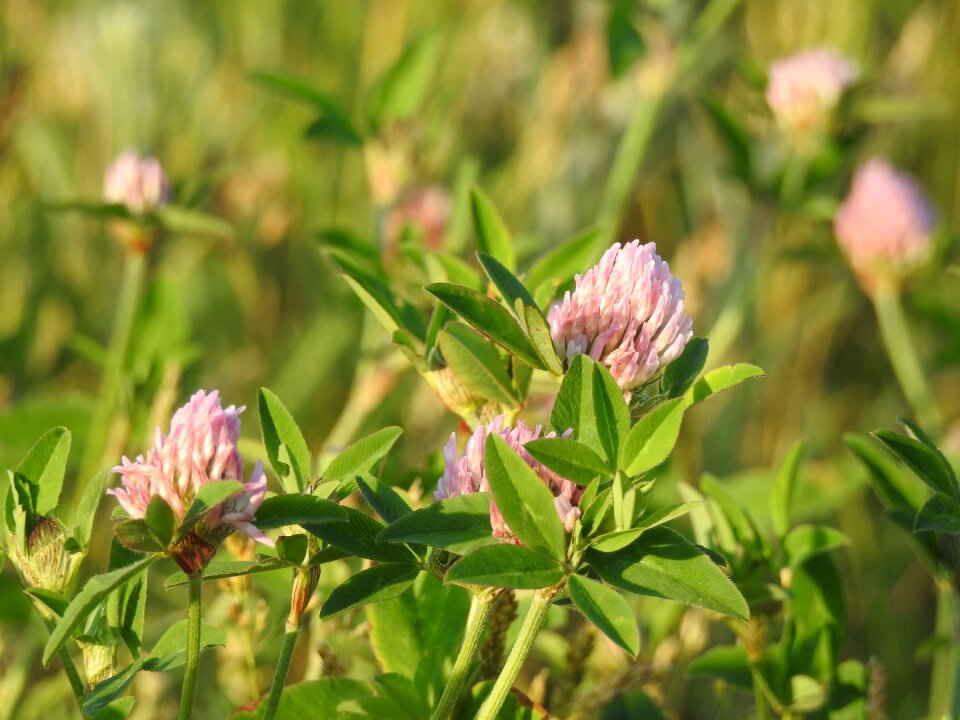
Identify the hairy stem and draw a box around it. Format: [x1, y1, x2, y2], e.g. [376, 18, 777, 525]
[476, 587, 556, 720]
[929, 582, 960, 720]
[177, 572, 203, 720]
[872, 282, 942, 434]
[431, 591, 496, 720]
[262, 623, 300, 720]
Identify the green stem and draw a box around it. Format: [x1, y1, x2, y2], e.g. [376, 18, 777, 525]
[41, 615, 86, 715]
[59, 647, 87, 709]
[177, 572, 203, 720]
[596, 96, 663, 250]
[752, 676, 771, 720]
[872, 283, 942, 434]
[929, 582, 959, 720]
[431, 591, 496, 720]
[476, 587, 556, 720]
[262, 624, 300, 720]
[79, 251, 146, 486]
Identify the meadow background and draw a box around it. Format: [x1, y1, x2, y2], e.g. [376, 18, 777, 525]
[0, 0, 958, 717]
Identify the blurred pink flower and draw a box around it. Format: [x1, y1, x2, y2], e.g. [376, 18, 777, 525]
[766, 48, 858, 135]
[436, 416, 582, 539]
[385, 185, 452, 252]
[547, 240, 692, 391]
[103, 150, 170, 214]
[110, 390, 272, 561]
[834, 159, 934, 285]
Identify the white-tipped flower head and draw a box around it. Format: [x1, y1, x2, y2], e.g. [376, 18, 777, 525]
[103, 150, 170, 214]
[834, 159, 935, 289]
[436, 416, 583, 539]
[110, 390, 271, 572]
[766, 48, 858, 138]
[547, 240, 693, 392]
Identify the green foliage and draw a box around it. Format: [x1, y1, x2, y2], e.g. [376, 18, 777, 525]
[445, 545, 565, 589]
[259, 388, 313, 493]
[484, 434, 566, 560]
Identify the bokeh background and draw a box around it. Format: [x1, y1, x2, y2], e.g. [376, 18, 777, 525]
[1, 0, 958, 718]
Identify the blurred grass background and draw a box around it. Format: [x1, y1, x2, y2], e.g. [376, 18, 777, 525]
[0, 0, 958, 717]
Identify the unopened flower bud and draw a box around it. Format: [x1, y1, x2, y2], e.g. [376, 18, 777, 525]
[77, 640, 118, 688]
[11, 515, 83, 595]
[288, 565, 321, 629]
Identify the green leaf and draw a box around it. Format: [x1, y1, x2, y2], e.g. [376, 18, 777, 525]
[164, 557, 287, 588]
[90, 697, 135, 720]
[368, 573, 470, 681]
[523, 438, 610, 484]
[144, 496, 175, 549]
[687, 646, 752, 688]
[16, 426, 71, 516]
[874, 430, 959, 500]
[378, 493, 495, 553]
[619, 399, 685, 476]
[259, 388, 312, 493]
[588, 502, 702, 552]
[154, 207, 233, 237]
[526, 228, 600, 295]
[477, 252, 536, 311]
[178, 480, 243, 539]
[304, 109, 362, 147]
[551, 356, 630, 465]
[356, 476, 412, 525]
[113, 518, 168, 554]
[470, 188, 516, 271]
[519, 303, 564, 376]
[320, 564, 421, 619]
[770, 440, 806, 539]
[74, 471, 109, 548]
[914, 493, 960, 534]
[438, 324, 518, 406]
[844, 433, 925, 512]
[366, 33, 441, 128]
[484, 434, 566, 560]
[568, 575, 639, 656]
[254, 494, 346, 529]
[586, 527, 748, 619]
[783, 525, 849, 568]
[305, 506, 415, 563]
[445, 544, 564, 589]
[324, 427, 403, 482]
[258, 678, 373, 719]
[275, 534, 309, 565]
[83, 619, 226, 714]
[662, 338, 708, 398]
[43, 555, 158, 666]
[427, 283, 543, 369]
[684, 364, 764, 407]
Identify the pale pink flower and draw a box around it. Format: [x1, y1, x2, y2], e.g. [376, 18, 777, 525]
[103, 150, 170, 214]
[547, 240, 692, 392]
[436, 416, 583, 539]
[766, 48, 858, 135]
[834, 159, 934, 284]
[110, 390, 272, 552]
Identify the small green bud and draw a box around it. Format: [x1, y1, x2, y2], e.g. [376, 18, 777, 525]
[10, 516, 82, 594]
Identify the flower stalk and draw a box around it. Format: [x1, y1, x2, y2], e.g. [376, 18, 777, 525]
[177, 572, 203, 720]
[476, 586, 559, 720]
[431, 590, 497, 720]
[871, 282, 941, 434]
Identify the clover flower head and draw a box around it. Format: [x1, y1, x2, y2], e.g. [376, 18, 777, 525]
[109, 390, 271, 567]
[436, 416, 583, 539]
[766, 47, 858, 135]
[834, 159, 935, 286]
[547, 240, 692, 392]
[103, 150, 170, 214]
